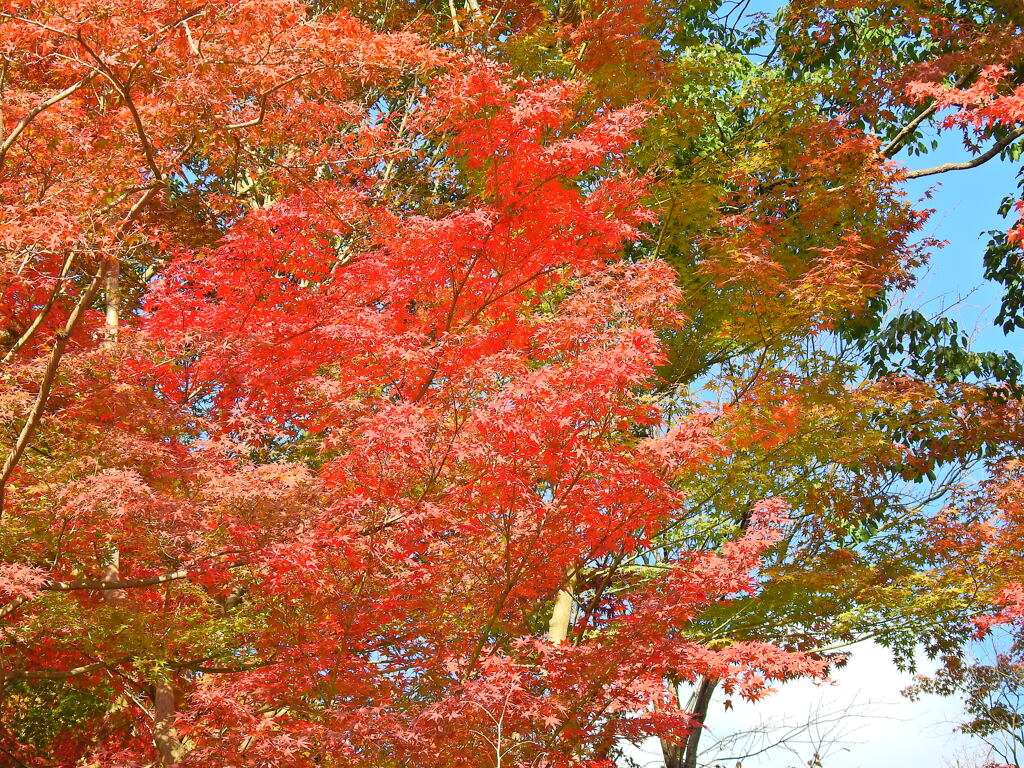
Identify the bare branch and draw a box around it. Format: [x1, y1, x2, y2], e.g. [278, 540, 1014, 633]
[905, 126, 1024, 179]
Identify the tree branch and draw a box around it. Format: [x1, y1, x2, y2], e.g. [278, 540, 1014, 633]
[1, 250, 76, 366]
[43, 569, 191, 592]
[905, 126, 1024, 179]
[0, 559, 250, 623]
[224, 68, 326, 130]
[74, 34, 163, 182]
[0, 261, 107, 512]
[4, 661, 108, 682]
[881, 67, 979, 159]
[0, 72, 98, 170]
[0, 595, 31, 623]
[0, 6, 207, 171]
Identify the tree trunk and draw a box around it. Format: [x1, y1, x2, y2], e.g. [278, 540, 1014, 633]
[101, 546, 127, 606]
[153, 679, 184, 766]
[547, 573, 576, 644]
[101, 261, 126, 604]
[661, 676, 718, 768]
[662, 739, 685, 768]
[103, 257, 119, 346]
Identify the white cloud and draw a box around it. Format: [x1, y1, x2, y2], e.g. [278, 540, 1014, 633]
[624, 642, 992, 768]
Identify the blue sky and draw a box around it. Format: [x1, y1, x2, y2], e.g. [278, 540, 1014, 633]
[903, 143, 1022, 355]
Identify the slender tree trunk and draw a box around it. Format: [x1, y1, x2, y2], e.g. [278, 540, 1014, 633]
[661, 676, 718, 768]
[101, 547, 127, 606]
[102, 259, 182, 763]
[102, 261, 126, 605]
[547, 573, 576, 644]
[103, 258, 120, 347]
[662, 739, 685, 768]
[683, 677, 718, 768]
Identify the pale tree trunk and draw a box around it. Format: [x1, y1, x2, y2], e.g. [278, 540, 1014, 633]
[102, 261, 184, 764]
[153, 679, 185, 766]
[547, 573, 576, 644]
[101, 260, 126, 605]
[447, 0, 462, 32]
[101, 546, 126, 607]
[103, 258, 120, 347]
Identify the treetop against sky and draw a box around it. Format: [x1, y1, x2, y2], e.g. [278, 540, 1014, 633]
[0, 1, 1023, 766]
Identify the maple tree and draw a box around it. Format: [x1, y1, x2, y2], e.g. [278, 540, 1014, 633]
[1, 0, 1024, 767]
